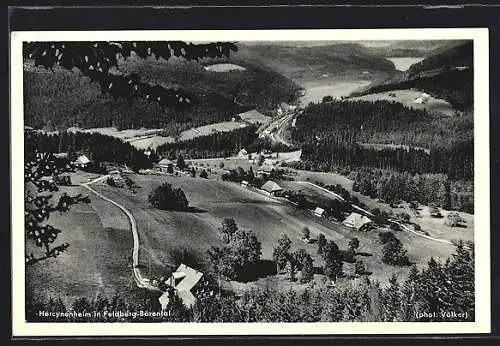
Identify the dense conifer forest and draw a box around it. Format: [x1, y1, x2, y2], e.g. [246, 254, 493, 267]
[27, 242, 474, 323]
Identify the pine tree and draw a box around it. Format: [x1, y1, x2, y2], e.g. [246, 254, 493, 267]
[323, 241, 343, 281]
[300, 255, 314, 283]
[380, 274, 401, 322]
[272, 233, 292, 273]
[400, 265, 420, 321]
[177, 154, 186, 170]
[317, 233, 327, 255]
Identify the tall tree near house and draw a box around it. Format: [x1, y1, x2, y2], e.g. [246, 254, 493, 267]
[24, 145, 91, 265]
[348, 237, 360, 252]
[379, 274, 402, 322]
[177, 154, 186, 170]
[219, 218, 239, 244]
[272, 233, 292, 273]
[292, 248, 309, 269]
[300, 254, 314, 283]
[286, 261, 297, 282]
[323, 241, 343, 281]
[301, 226, 310, 240]
[317, 233, 327, 255]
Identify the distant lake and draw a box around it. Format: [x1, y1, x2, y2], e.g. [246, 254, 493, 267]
[386, 57, 425, 71]
[299, 81, 371, 105]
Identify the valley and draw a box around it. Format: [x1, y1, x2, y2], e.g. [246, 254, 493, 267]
[23, 39, 476, 323]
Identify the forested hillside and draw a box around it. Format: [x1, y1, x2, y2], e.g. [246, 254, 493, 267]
[229, 43, 396, 82]
[24, 54, 300, 130]
[351, 41, 473, 110]
[25, 129, 154, 171]
[293, 100, 473, 153]
[365, 40, 465, 58]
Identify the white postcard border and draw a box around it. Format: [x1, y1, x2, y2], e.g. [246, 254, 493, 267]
[11, 28, 491, 336]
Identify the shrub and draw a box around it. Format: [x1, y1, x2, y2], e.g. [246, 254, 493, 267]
[148, 183, 189, 211]
[445, 212, 466, 227]
[301, 226, 310, 240]
[382, 237, 410, 266]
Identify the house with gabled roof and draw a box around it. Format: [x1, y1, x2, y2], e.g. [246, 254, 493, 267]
[343, 212, 372, 231]
[74, 154, 90, 168]
[159, 264, 204, 309]
[157, 158, 174, 173]
[260, 180, 283, 196]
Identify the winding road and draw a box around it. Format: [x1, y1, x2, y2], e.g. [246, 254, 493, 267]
[82, 175, 160, 291]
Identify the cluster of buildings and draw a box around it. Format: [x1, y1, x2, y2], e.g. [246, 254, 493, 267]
[255, 179, 374, 231]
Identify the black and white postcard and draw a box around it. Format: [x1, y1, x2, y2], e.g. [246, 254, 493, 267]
[11, 28, 490, 336]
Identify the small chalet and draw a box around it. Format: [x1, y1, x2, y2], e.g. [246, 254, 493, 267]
[159, 264, 204, 309]
[240, 180, 249, 188]
[158, 158, 174, 172]
[343, 212, 372, 231]
[260, 180, 283, 196]
[74, 154, 90, 168]
[314, 207, 326, 217]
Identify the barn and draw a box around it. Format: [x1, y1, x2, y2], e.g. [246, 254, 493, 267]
[260, 180, 283, 196]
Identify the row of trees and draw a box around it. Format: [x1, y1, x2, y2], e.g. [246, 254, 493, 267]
[156, 125, 259, 160]
[27, 241, 474, 322]
[25, 129, 154, 171]
[298, 139, 473, 181]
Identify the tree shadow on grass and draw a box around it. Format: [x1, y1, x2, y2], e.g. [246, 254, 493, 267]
[237, 260, 278, 283]
[183, 206, 208, 213]
[313, 266, 324, 275]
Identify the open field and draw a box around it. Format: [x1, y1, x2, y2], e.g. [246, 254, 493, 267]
[188, 150, 302, 172]
[386, 57, 425, 71]
[204, 63, 247, 72]
[349, 88, 456, 116]
[26, 165, 471, 303]
[25, 179, 141, 304]
[68, 127, 163, 141]
[299, 80, 371, 105]
[237, 109, 271, 125]
[88, 173, 461, 286]
[71, 118, 255, 150]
